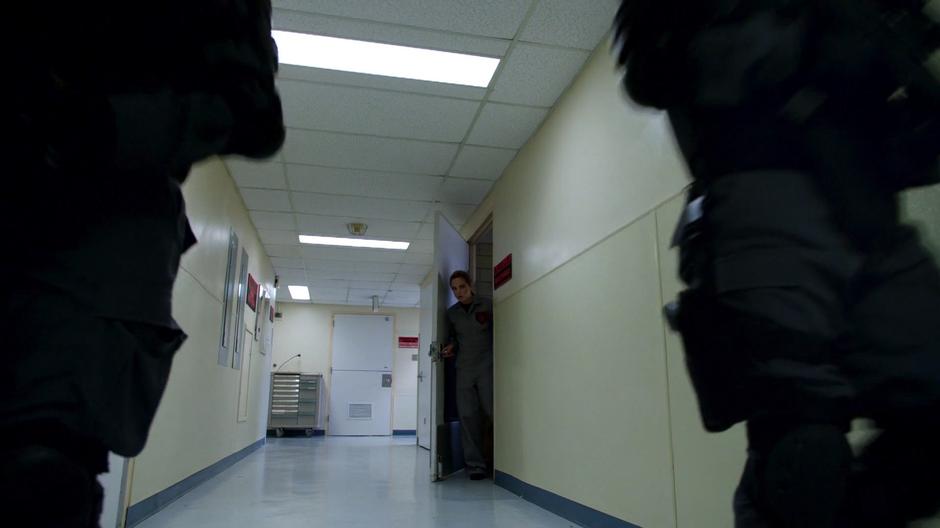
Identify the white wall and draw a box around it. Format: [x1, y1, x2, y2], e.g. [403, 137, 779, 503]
[128, 157, 276, 506]
[272, 303, 420, 432]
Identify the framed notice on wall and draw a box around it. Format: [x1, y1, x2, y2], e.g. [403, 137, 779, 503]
[247, 274, 259, 311]
[218, 229, 239, 367]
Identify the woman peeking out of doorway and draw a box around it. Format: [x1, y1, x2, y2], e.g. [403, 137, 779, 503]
[442, 270, 494, 480]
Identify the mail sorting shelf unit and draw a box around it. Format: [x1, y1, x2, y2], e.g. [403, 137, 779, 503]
[268, 372, 322, 437]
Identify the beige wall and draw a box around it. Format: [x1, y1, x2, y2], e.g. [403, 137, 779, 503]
[272, 303, 420, 432]
[128, 157, 277, 505]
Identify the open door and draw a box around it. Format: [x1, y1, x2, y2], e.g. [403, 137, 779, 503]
[428, 212, 469, 481]
[417, 280, 433, 449]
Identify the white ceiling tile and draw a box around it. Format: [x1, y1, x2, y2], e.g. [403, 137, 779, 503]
[353, 261, 403, 274]
[407, 239, 433, 255]
[393, 278, 427, 287]
[225, 158, 287, 189]
[415, 223, 434, 240]
[384, 295, 419, 304]
[400, 264, 432, 278]
[265, 245, 302, 258]
[278, 80, 481, 143]
[273, 0, 532, 39]
[307, 279, 351, 289]
[310, 287, 349, 300]
[309, 270, 398, 282]
[392, 280, 427, 288]
[448, 146, 517, 181]
[301, 245, 404, 263]
[287, 165, 444, 202]
[388, 283, 421, 293]
[383, 301, 419, 308]
[258, 230, 299, 245]
[383, 292, 420, 304]
[395, 270, 430, 282]
[347, 272, 400, 283]
[305, 259, 402, 276]
[270, 257, 305, 269]
[488, 44, 591, 107]
[304, 258, 357, 272]
[466, 104, 549, 149]
[240, 189, 293, 211]
[292, 193, 431, 223]
[250, 211, 297, 231]
[282, 129, 459, 175]
[349, 288, 392, 300]
[349, 281, 394, 291]
[518, 0, 620, 50]
[385, 289, 420, 297]
[401, 252, 433, 265]
[438, 178, 494, 205]
[435, 203, 477, 227]
[296, 214, 421, 240]
[277, 65, 488, 101]
[274, 268, 307, 284]
[280, 298, 314, 306]
[302, 268, 349, 280]
[311, 299, 352, 306]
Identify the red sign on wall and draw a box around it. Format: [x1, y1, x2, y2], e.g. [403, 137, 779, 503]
[398, 337, 419, 349]
[246, 274, 259, 311]
[494, 254, 512, 290]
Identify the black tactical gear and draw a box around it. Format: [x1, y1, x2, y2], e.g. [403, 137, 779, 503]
[2, 2, 285, 525]
[615, 1, 940, 525]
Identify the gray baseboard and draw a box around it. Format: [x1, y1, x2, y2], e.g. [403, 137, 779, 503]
[126, 437, 266, 527]
[495, 470, 643, 528]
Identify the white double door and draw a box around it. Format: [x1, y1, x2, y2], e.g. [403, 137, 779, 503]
[329, 314, 394, 436]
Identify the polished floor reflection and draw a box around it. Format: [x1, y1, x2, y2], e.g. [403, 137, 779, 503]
[137, 436, 575, 528]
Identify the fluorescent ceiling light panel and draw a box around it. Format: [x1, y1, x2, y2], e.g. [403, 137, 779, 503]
[272, 30, 500, 87]
[288, 285, 311, 301]
[299, 235, 410, 251]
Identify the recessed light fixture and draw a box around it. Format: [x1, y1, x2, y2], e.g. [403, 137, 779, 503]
[272, 30, 500, 87]
[299, 235, 410, 251]
[347, 223, 368, 236]
[288, 285, 311, 301]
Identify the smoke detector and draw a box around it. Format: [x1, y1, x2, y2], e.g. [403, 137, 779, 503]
[347, 223, 368, 236]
